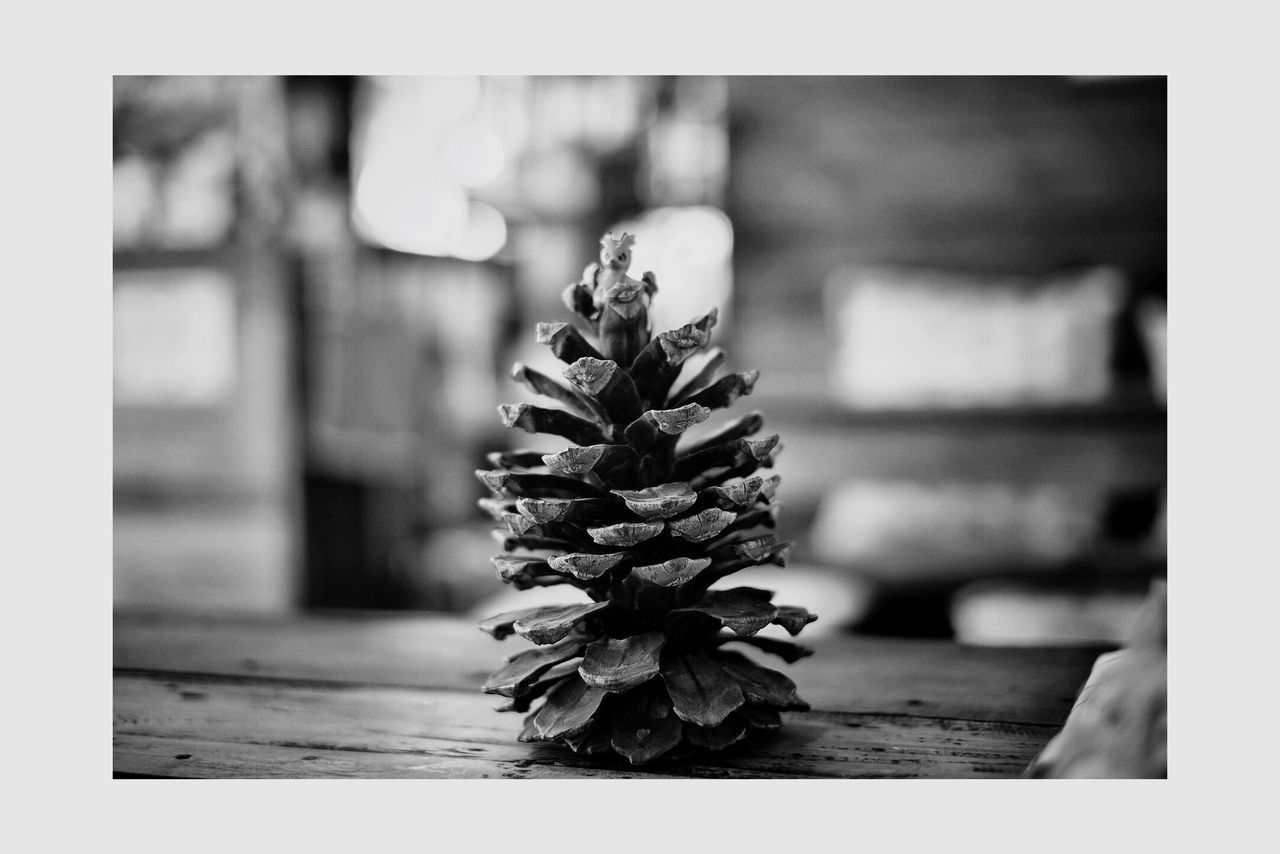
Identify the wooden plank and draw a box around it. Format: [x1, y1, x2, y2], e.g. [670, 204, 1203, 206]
[787, 637, 1098, 726]
[114, 672, 1057, 779]
[113, 611, 494, 690]
[113, 735, 685, 780]
[114, 612, 1099, 725]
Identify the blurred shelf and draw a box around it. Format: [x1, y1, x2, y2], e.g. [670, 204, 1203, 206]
[817, 551, 1166, 594]
[774, 497, 1165, 589]
[752, 390, 1165, 432]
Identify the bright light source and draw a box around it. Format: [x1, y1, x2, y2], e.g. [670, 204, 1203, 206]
[352, 76, 521, 261]
[451, 200, 508, 262]
[444, 122, 506, 187]
[651, 206, 733, 266]
[353, 153, 468, 256]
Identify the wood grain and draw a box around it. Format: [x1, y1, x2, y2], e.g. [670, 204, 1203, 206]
[114, 611, 1099, 725]
[114, 735, 686, 780]
[114, 671, 1057, 779]
[113, 612, 1095, 778]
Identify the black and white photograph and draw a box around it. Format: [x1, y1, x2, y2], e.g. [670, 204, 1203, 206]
[110, 73, 1168, 779]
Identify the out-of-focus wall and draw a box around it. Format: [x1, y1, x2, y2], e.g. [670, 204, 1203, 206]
[727, 76, 1166, 640]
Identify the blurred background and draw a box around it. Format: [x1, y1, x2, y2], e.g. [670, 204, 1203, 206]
[113, 75, 1166, 645]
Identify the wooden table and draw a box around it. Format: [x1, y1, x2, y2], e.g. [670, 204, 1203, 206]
[113, 610, 1105, 779]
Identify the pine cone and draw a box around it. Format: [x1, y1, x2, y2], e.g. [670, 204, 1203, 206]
[476, 231, 816, 765]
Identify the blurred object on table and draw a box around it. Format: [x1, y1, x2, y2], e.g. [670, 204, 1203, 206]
[825, 265, 1125, 408]
[806, 477, 1164, 640]
[1025, 580, 1166, 778]
[810, 479, 1105, 582]
[951, 579, 1152, 646]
